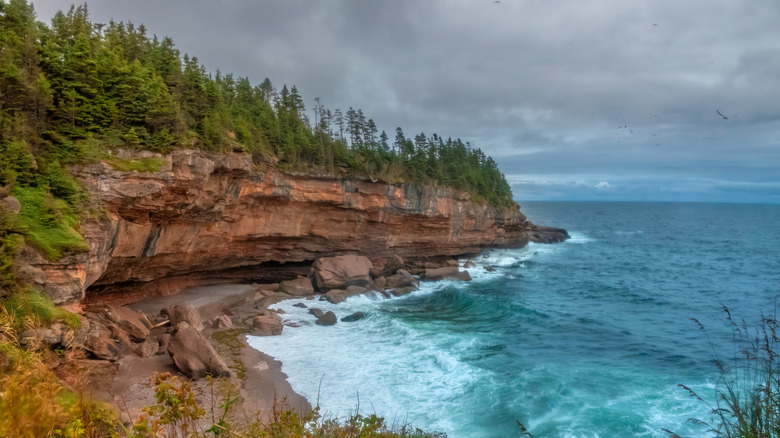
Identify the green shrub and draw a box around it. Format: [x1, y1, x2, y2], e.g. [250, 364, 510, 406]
[3, 288, 80, 330]
[669, 307, 780, 438]
[13, 186, 89, 260]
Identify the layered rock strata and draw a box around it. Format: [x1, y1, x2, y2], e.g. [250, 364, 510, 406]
[20, 150, 568, 306]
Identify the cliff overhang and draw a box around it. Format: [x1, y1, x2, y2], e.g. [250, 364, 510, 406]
[18, 150, 568, 306]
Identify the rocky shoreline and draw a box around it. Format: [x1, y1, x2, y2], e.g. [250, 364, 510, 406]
[13, 149, 569, 427]
[30, 250, 565, 428]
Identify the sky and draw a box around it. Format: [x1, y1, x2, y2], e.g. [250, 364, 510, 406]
[31, 0, 780, 203]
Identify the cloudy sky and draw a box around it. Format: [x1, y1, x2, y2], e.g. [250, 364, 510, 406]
[33, 1, 780, 203]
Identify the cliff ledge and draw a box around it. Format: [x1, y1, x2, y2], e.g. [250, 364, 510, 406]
[19, 150, 568, 306]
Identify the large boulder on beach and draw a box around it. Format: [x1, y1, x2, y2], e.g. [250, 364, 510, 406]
[386, 269, 419, 289]
[165, 304, 204, 332]
[106, 306, 150, 342]
[212, 314, 233, 329]
[423, 267, 471, 282]
[325, 286, 368, 304]
[252, 313, 283, 336]
[312, 255, 372, 290]
[278, 277, 314, 296]
[167, 322, 231, 380]
[315, 311, 338, 326]
[308, 308, 325, 319]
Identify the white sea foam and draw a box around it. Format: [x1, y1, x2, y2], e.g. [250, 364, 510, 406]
[248, 285, 488, 435]
[566, 231, 594, 243]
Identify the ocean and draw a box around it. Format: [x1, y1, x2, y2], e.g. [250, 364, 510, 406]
[248, 201, 780, 437]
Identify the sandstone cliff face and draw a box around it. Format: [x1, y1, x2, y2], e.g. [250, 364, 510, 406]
[21, 150, 567, 306]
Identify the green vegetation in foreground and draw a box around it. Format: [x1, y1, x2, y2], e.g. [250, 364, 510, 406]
[0, 303, 444, 438]
[664, 307, 780, 438]
[3, 287, 81, 330]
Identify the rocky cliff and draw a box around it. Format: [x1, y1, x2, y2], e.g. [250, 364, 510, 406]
[19, 150, 568, 306]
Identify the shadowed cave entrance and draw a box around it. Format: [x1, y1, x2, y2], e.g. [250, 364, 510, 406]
[83, 260, 315, 307]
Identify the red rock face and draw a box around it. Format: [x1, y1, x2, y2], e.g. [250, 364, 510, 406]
[22, 150, 567, 306]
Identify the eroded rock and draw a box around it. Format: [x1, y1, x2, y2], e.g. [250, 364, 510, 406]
[315, 311, 338, 326]
[278, 277, 314, 296]
[312, 255, 372, 290]
[325, 285, 368, 304]
[386, 269, 419, 289]
[212, 314, 233, 329]
[423, 267, 471, 281]
[165, 304, 204, 332]
[106, 306, 150, 342]
[252, 313, 283, 336]
[167, 322, 231, 379]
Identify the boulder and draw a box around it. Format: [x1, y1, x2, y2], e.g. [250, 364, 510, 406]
[372, 276, 387, 290]
[445, 259, 460, 267]
[386, 269, 419, 289]
[485, 266, 496, 272]
[165, 304, 204, 332]
[315, 311, 338, 326]
[341, 312, 365, 323]
[424, 261, 442, 269]
[252, 313, 283, 336]
[312, 255, 372, 290]
[380, 254, 405, 277]
[135, 337, 158, 358]
[20, 322, 68, 347]
[212, 314, 233, 330]
[0, 195, 21, 214]
[156, 334, 171, 355]
[293, 303, 308, 309]
[167, 322, 231, 380]
[389, 287, 415, 297]
[85, 336, 127, 361]
[82, 319, 127, 361]
[325, 286, 368, 304]
[423, 267, 471, 281]
[464, 261, 476, 269]
[106, 306, 150, 342]
[278, 277, 314, 296]
[308, 308, 325, 319]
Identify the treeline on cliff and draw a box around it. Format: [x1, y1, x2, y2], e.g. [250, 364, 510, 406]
[0, 1, 514, 210]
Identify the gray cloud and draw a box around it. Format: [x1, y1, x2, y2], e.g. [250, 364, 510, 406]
[32, 0, 780, 202]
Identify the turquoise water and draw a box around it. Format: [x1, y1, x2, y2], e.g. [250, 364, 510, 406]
[249, 202, 780, 437]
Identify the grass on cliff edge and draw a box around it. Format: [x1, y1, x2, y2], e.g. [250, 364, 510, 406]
[12, 186, 90, 261]
[3, 288, 81, 331]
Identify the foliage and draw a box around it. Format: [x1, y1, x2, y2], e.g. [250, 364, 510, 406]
[0, 0, 515, 208]
[0, 207, 24, 296]
[3, 287, 80, 330]
[0, 305, 111, 438]
[133, 372, 206, 438]
[12, 186, 89, 260]
[667, 307, 780, 438]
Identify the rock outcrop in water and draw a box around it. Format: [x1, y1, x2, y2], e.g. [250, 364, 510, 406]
[18, 149, 568, 306]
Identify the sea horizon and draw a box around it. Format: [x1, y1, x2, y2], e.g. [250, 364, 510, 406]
[250, 200, 780, 437]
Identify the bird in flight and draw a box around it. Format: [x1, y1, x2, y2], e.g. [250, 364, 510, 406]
[716, 110, 729, 120]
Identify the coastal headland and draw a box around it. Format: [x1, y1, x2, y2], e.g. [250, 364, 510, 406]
[13, 149, 568, 428]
